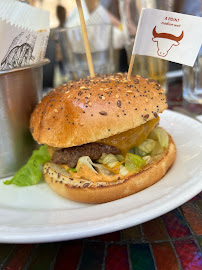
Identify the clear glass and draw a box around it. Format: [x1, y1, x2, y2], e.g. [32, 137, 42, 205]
[57, 24, 114, 80]
[183, 46, 202, 104]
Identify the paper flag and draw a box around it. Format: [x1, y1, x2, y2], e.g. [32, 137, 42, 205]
[132, 8, 202, 66]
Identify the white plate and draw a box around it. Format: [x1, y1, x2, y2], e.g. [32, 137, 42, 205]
[0, 110, 201, 243]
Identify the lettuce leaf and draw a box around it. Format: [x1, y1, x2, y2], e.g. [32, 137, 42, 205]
[125, 153, 146, 172]
[67, 167, 77, 173]
[4, 145, 51, 186]
[138, 138, 156, 154]
[77, 156, 115, 176]
[148, 127, 169, 149]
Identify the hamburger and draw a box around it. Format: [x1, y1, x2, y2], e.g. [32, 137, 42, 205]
[30, 73, 176, 203]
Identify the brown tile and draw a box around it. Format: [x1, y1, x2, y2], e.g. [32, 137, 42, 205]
[199, 237, 202, 248]
[195, 200, 202, 211]
[1, 244, 34, 270]
[89, 231, 120, 242]
[181, 203, 202, 235]
[142, 217, 169, 241]
[152, 242, 180, 270]
[122, 225, 142, 241]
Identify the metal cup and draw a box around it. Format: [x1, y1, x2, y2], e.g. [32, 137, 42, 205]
[0, 60, 49, 178]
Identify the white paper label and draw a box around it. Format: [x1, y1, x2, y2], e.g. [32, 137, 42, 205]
[0, 0, 49, 70]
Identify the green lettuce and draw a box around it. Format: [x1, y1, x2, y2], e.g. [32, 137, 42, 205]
[4, 145, 51, 186]
[67, 167, 77, 173]
[137, 138, 156, 154]
[125, 153, 146, 172]
[148, 127, 169, 149]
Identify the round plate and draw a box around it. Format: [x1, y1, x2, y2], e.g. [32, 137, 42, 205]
[0, 110, 201, 243]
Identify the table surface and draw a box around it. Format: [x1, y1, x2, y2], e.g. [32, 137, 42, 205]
[0, 80, 202, 270]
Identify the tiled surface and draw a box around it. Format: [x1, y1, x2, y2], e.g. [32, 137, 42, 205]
[152, 242, 179, 270]
[0, 192, 201, 270]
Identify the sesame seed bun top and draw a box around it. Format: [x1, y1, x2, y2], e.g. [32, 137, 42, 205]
[30, 73, 168, 148]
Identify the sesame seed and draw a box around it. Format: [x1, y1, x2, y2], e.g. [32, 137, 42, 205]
[143, 114, 149, 120]
[53, 109, 58, 113]
[88, 102, 92, 107]
[99, 111, 107, 116]
[102, 96, 106, 100]
[116, 94, 119, 98]
[78, 91, 83, 96]
[153, 112, 158, 118]
[117, 100, 121, 108]
[83, 183, 90, 188]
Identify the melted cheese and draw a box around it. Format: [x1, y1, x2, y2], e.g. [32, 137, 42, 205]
[49, 118, 159, 157]
[98, 117, 159, 154]
[52, 118, 159, 183]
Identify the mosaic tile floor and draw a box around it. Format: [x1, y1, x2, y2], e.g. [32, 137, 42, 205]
[0, 192, 201, 270]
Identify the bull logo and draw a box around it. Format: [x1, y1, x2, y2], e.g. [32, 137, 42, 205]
[152, 26, 184, 57]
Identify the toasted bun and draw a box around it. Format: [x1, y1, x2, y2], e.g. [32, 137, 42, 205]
[43, 133, 176, 204]
[30, 74, 167, 148]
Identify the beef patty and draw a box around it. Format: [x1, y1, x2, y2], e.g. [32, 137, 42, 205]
[51, 143, 121, 168]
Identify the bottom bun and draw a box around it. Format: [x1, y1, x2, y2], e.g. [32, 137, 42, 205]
[43, 134, 176, 204]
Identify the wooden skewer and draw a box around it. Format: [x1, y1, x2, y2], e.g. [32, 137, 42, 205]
[76, 0, 95, 78]
[127, 8, 144, 81]
[127, 54, 135, 80]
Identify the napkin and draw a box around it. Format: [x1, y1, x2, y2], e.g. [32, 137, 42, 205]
[0, 0, 49, 70]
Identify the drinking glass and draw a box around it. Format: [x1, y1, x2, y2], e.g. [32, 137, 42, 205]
[57, 24, 114, 80]
[183, 46, 202, 104]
